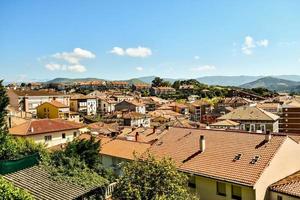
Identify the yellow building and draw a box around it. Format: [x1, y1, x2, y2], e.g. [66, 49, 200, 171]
[36, 101, 70, 119]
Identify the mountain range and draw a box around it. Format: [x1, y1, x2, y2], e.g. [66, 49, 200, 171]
[33, 75, 300, 93]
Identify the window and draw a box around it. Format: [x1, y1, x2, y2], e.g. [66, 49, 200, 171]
[216, 182, 226, 196]
[44, 135, 52, 141]
[260, 124, 266, 133]
[231, 185, 242, 200]
[73, 132, 77, 137]
[277, 195, 283, 200]
[62, 133, 66, 139]
[44, 108, 46, 112]
[250, 124, 255, 132]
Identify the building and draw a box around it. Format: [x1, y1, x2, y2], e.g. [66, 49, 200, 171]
[171, 102, 189, 115]
[149, 127, 300, 200]
[109, 81, 129, 89]
[36, 101, 69, 120]
[209, 119, 240, 130]
[189, 101, 210, 122]
[220, 97, 253, 108]
[70, 94, 97, 115]
[122, 112, 151, 127]
[279, 104, 300, 134]
[218, 106, 280, 133]
[150, 87, 176, 96]
[269, 171, 300, 200]
[98, 97, 118, 114]
[115, 100, 146, 114]
[132, 83, 151, 92]
[9, 119, 83, 147]
[7, 89, 70, 114]
[256, 102, 280, 114]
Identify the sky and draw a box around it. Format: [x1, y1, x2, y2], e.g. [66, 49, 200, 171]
[1, 0, 300, 82]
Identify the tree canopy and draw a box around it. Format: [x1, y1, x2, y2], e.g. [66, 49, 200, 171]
[152, 77, 171, 87]
[113, 154, 196, 200]
[0, 177, 34, 200]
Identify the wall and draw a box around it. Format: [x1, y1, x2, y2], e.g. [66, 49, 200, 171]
[194, 175, 255, 200]
[255, 137, 300, 200]
[269, 191, 300, 200]
[26, 129, 80, 147]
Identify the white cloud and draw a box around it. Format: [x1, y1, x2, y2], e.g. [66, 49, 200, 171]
[53, 48, 95, 64]
[194, 56, 200, 60]
[241, 36, 269, 55]
[110, 47, 125, 56]
[110, 46, 152, 58]
[136, 67, 143, 71]
[44, 48, 94, 73]
[45, 63, 62, 71]
[68, 64, 87, 73]
[191, 65, 216, 72]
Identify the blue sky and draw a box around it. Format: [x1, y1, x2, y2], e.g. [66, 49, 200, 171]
[1, 0, 300, 82]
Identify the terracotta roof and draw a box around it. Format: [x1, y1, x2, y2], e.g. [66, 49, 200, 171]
[78, 134, 150, 160]
[110, 81, 129, 85]
[218, 106, 280, 121]
[149, 127, 287, 186]
[256, 103, 279, 110]
[122, 112, 149, 119]
[9, 119, 84, 136]
[270, 171, 300, 197]
[223, 97, 253, 105]
[70, 94, 96, 100]
[100, 138, 151, 160]
[210, 119, 240, 126]
[10, 89, 67, 96]
[47, 100, 68, 108]
[3, 166, 104, 200]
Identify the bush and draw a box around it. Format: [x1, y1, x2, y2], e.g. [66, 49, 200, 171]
[0, 176, 34, 200]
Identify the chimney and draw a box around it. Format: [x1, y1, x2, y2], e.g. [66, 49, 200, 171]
[199, 135, 205, 152]
[31, 127, 34, 132]
[265, 130, 271, 142]
[135, 132, 139, 141]
[153, 126, 157, 133]
[166, 125, 170, 130]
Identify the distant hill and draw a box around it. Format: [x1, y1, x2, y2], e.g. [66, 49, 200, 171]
[240, 76, 300, 92]
[196, 76, 264, 86]
[47, 78, 105, 83]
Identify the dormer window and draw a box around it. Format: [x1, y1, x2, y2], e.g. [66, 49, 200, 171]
[233, 153, 242, 161]
[250, 155, 260, 164]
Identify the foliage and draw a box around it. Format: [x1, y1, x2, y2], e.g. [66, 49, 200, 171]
[42, 137, 115, 188]
[152, 77, 171, 87]
[113, 154, 197, 200]
[0, 80, 9, 131]
[0, 176, 34, 200]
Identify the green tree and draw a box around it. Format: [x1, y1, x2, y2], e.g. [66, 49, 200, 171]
[172, 80, 181, 90]
[0, 177, 34, 200]
[0, 80, 9, 131]
[152, 77, 164, 87]
[113, 154, 196, 200]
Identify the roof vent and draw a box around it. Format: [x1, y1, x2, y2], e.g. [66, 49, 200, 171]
[250, 155, 260, 164]
[199, 135, 205, 152]
[233, 153, 242, 161]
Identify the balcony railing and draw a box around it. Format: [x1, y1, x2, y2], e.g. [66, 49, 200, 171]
[105, 181, 118, 199]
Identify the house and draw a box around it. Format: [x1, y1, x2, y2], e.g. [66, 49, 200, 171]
[269, 171, 300, 200]
[149, 127, 300, 200]
[70, 94, 97, 115]
[122, 112, 151, 127]
[111, 94, 134, 102]
[189, 101, 210, 122]
[9, 119, 84, 147]
[220, 97, 253, 108]
[98, 97, 118, 114]
[132, 83, 151, 92]
[7, 89, 70, 114]
[209, 119, 240, 130]
[150, 87, 176, 96]
[109, 81, 129, 89]
[171, 102, 189, 115]
[3, 166, 107, 199]
[279, 101, 300, 134]
[218, 106, 280, 133]
[87, 122, 120, 137]
[115, 100, 146, 114]
[78, 134, 150, 175]
[36, 100, 69, 120]
[257, 102, 280, 114]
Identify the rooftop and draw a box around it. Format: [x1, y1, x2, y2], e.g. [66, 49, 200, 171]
[270, 171, 300, 197]
[149, 127, 287, 186]
[9, 119, 84, 136]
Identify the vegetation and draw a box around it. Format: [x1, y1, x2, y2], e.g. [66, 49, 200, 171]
[113, 154, 196, 200]
[42, 136, 114, 188]
[0, 177, 34, 200]
[151, 77, 171, 87]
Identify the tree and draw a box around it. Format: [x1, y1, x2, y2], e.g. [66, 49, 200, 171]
[0, 177, 34, 200]
[152, 77, 164, 87]
[113, 154, 196, 200]
[0, 80, 9, 131]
